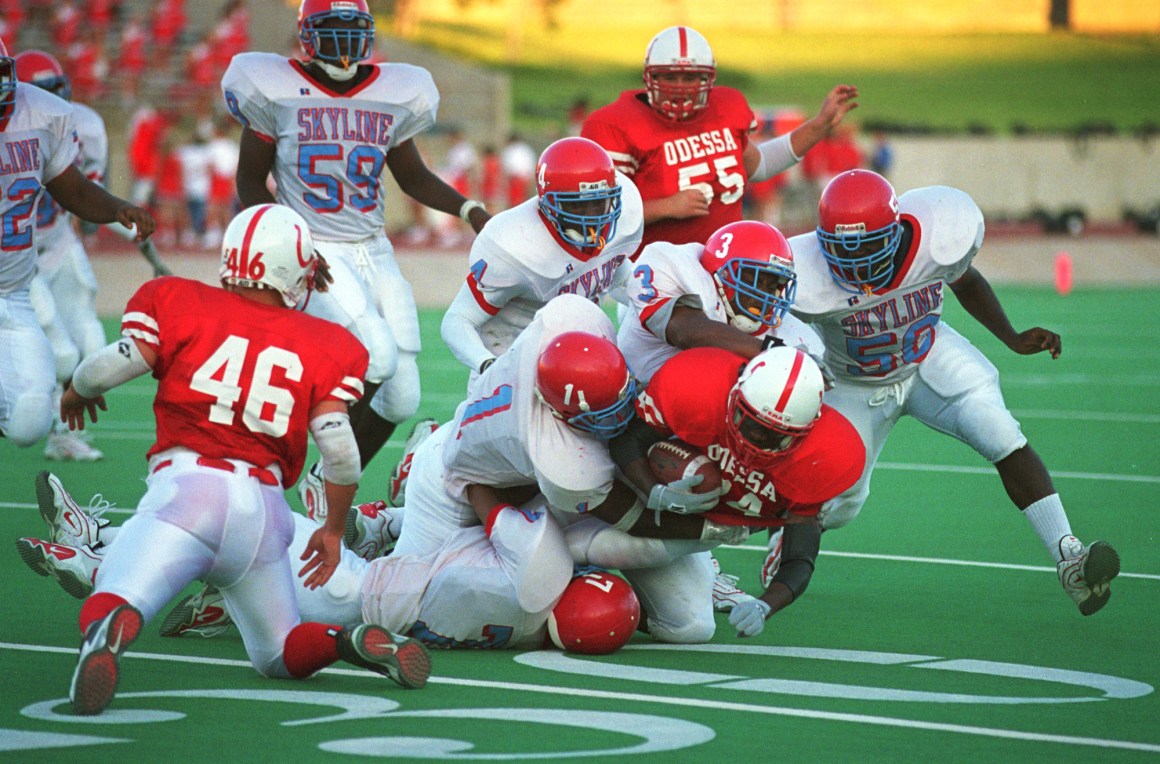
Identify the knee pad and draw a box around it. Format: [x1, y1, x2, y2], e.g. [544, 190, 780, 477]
[647, 610, 716, 644]
[370, 352, 420, 423]
[4, 392, 53, 446]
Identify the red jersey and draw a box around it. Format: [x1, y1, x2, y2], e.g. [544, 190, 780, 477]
[582, 87, 756, 252]
[122, 277, 368, 486]
[634, 347, 864, 527]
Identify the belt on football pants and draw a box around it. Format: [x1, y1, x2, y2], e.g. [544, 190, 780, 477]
[151, 456, 280, 486]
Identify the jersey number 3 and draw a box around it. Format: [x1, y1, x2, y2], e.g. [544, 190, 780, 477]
[190, 335, 304, 438]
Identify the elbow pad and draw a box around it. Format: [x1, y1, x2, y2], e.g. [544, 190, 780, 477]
[73, 338, 152, 399]
[310, 412, 361, 485]
[750, 134, 800, 183]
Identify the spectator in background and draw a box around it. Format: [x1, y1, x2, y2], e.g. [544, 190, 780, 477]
[0, 1, 24, 46]
[212, 0, 251, 67]
[205, 117, 239, 248]
[86, 0, 116, 39]
[185, 32, 219, 114]
[177, 125, 214, 248]
[116, 19, 148, 106]
[869, 129, 894, 178]
[437, 128, 480, 246]
[51, 1, 83, 50]
[151, 0, 187, 66]
[153, 133, 188, 248]
[126, 105, 169, 206]
[479, 145, 502, 212]
[500, 132, 536, 209]
[65, 30, 108, 103]
[567, 97, 589, 136]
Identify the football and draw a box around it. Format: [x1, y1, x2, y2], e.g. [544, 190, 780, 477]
[647, 439, 723, 494]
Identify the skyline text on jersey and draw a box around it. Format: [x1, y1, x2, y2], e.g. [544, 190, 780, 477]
[296, 107, 395, 146]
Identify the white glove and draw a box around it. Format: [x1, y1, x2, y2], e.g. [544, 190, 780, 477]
[729, 598, 772, 638]
[646, 474, 722, 515]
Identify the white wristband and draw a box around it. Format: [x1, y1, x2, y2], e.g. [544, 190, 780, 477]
[459, 199, 485, 223]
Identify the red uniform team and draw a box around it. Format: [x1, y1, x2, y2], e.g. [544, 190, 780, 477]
[7, 4, 1122, 721]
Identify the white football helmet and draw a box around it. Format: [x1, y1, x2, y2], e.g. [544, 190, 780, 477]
[220, 204, 317, 308]
[643, 26, 716, 121]
[725, 346, 824, 464]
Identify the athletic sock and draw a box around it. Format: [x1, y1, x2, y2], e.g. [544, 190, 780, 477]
[1022, 494, 1073, 563]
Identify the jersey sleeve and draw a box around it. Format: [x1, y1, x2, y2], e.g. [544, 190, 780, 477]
[387, 64, 439, 145]
[464, 236, 529, 315]
[42, 104, 80, 183]
[581, 102, 639, 178]
[121, 276, 173, 351]
[774, 406, 865, 505]
[221, 54, 278, 140]
[627, 244, 704, 338]
[638, 348, 741, 447]
[901, 186, 986, 282]
[533, 437, 616, 515]
[312, 325, 369, 408]
[74, 106, 109, 184]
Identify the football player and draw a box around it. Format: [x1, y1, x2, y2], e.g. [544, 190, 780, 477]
[50, 204, 430, 716]
[603, 345, 866, 639]
[788, 169, 1120, 616]
[440, 137, 644, 384]
[21, 478, 641, 654]
[221, 0, 492, 521]
[0, 37, 154, 452]
[581, 26, 858, 253]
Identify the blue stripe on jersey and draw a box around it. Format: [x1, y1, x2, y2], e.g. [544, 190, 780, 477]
[461, 384, 514, 427]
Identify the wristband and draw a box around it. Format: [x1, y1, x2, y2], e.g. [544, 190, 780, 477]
[459, 199, 486, 223]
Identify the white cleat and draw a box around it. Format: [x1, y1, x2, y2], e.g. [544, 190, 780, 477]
[159, 583, 233, 638]
[16, 537, 101, 599]
[344, 500, 404, 561]
[298, 462, 327, 522]
[44, 430, 105, 462]
[34, 471, 110, 548]
[388, 418, 439, 508]
[1057, 535, 1120, 616]
[711, 556, 757, 613]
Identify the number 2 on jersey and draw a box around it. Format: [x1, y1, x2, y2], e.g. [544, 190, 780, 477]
[190, 335, 304, 438]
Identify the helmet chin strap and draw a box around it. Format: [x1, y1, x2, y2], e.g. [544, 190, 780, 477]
[316, 59, 358, 81]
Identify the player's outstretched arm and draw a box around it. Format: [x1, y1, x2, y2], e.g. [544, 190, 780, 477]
[236, 128, 277, 207]
[301, 403, 361, 589]
[60, 337, 156, 430]
[667, 305, 765, 358]
[46, 166, 155, 240]
[731, 518, 821, 637]
[387, 139, 491, 233]
[745, 84, 859, 182]
[949, 266, 1061, 359]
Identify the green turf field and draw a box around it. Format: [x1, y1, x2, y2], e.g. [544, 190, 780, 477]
[1, 288, 1157, 762]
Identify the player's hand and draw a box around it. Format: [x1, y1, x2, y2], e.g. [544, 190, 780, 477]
[115, 204, 156, 241]
[647, 474, 724, 515]
[312, 252, 334, 293]
[729, 598, 772, 638]
[299, 526, 342, 589]
[59, 384, 107, 431]
[815, 84, 860, 133]
[666, 188, 711, 220]
[1008, 327, 1061, 359]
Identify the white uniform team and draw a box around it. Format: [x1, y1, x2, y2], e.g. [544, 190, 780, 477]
[0, 82, 79, 447]
[789, 186, 1025, 529]
[222, 51, 434, 424]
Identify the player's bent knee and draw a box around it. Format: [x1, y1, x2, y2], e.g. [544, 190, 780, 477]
[4, 394, 53, 447]
[370, 356, 420, 423]
[648, 614, 716, 644]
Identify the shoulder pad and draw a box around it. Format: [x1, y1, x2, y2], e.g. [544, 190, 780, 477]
[900, 186, 984, 268]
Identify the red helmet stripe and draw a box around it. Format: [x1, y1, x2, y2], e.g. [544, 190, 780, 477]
[678, 26, 688, 57]
[773, 351, 805, 414]
[239, 204, 272, 276]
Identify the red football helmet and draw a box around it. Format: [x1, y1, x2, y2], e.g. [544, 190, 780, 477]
[298, 0, 375, 79]
[536, 331, 636, 438]
[14, 50, 70, 101]
[700, 221, 797, 334]
[643, 26, 716, 122]
[536, 137, 622, 257]
[0, 38, 15, 112]
[816, 169, 903, 294]
[725, 345, 824, 465]
[548, 572, 640, 655]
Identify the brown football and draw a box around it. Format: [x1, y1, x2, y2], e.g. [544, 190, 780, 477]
[647, 439, 723, 493]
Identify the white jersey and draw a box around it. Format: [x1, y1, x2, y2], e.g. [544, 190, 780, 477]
[463, 174, 643, 358]
[36, 101, 107, 263]
[790, 186, 983, 385]
[0, 84, 79, 293]
[442, 294, 619, 515]
[618, 239, 822, 384]
[221, 52, 439, 242]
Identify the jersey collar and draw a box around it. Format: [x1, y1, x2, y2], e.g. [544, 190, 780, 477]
[290, 59, 381, 98]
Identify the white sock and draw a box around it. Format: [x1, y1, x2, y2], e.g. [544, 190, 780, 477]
[1022, 494, 1073, 562]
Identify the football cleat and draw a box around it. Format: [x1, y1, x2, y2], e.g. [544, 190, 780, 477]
[760, 527, 784, 589]
[344, 500, 403, 561]
[44, 430, 105, 462]
[387, 418, 439, 508]
[335, 624, 431, 689]
[1057, 535, 1120, 616]
[159, 583, 233, 638]
[16, 537, 101, 599]
[70, 604, 143, 716]
[298, 462, 327, 522]
[711, 556, 757, 613]
[35, 471, 110, 548]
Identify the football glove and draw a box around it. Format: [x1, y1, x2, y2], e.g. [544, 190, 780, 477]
[646, 474, 722, 515]
[729, 597, 772, 638]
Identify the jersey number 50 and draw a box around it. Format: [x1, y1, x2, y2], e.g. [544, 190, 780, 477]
[191, 335, 303, 438]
